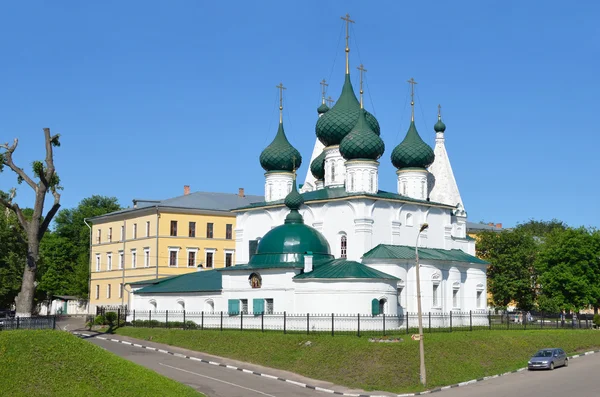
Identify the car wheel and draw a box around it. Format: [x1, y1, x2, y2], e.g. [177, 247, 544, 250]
[550, 362, 554, 370]
[564, 359, 568, 367]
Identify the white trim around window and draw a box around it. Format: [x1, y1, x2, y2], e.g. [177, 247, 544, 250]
[118, 251, 124, 270]
[187, 248, 199, 268]
[106, 284, 111, 299]
[168, 247, 180, 268]
[119, 283, 123, 299]
[131, 249, 137, 268]
[204, 248, 216, 268]
[106, 253, 112, 271]
[144, 248, 150, 268]
[95, 254, 101, 272]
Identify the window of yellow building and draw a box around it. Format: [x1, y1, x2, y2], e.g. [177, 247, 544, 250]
[131, 249, 137, 268]
[170, 221, 177, 236]
[189, 222, 196, 237]
[226, 224, 232, 239]
[207, 223, 213, 238]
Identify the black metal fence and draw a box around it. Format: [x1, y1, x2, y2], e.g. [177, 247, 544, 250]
[94, 308, 596, 336]
[0, 316, 56, 331]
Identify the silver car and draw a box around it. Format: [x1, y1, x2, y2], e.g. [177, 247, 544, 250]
[528, 348, 568, 370]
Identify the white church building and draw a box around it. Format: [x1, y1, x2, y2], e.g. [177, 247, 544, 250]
[129, 19, 489, 329]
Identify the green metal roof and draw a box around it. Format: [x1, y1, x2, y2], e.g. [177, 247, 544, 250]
[310, 150, 326, 180]
[133, 270, 222, 294]
[259, 121, 302, 172]
[391, 121, 435, 169]
[233, 187, 454, 211]
[294, 259, 399, 280]
[315, 74, 380, 146]
[339, 107, 385, 161]
[362, 244, 489, 264]
[434, 115, 446, 133]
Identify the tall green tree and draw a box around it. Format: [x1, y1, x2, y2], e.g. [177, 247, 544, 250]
[39, 196, 121, 299]
[0, 129, 62, 316]
[516, 219, 567, 238]
[536, 227, 600, 312]
[477, 229, 537, 310]
[0, 210, 27, 308]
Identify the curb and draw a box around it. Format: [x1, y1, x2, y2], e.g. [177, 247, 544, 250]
[72, 332, 600, 397]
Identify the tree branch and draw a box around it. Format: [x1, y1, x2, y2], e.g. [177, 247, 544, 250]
[43, 128, 57, 183]
[0, 139, 38, 190]
[39, 187, 61, 238]
[0, 194, 28, 230]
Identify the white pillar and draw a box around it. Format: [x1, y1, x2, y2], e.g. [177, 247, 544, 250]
[396, 168, 429, 200]
[315, 180, 324, 190]
[324, 145, 345, 188]
[345, 160, 379, 194]
[264, 172, 293, 202]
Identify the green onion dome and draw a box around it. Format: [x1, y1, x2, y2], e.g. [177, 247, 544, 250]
[315, 74, 380, 147]
[317, 103, 330, 115]
[391, 121, 435, 169]
[434, 116, 446, 133]
[259, 122, 302, 172]
[252, 180, 332, 265]
[339, 108, 385, 161]
[310, 150, 326, 180]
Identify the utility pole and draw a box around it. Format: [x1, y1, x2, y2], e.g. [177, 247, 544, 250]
[415, 222, 429, 386]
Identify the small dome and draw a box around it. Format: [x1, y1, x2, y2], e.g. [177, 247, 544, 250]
[259, 122, 302, 172]
[317, 103, 330, 114]
[252, 180, 332, 265]
[391, 121, 435, 169]
[315, 74, 380, 147]
[339, 108, 385, 161]
[310, 151, 326, 180]
[434, 117, 446, 133]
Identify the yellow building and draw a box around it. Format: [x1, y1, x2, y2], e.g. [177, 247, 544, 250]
[87, 186, 263, 311]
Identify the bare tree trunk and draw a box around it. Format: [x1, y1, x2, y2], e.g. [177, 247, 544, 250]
[15, 264, 36, 317]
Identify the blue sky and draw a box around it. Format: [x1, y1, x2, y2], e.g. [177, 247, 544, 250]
[0, 1, 598, 229]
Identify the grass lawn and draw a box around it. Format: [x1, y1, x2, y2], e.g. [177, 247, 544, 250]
[0, 330, 203, 397]
[112, 327, 600, 393]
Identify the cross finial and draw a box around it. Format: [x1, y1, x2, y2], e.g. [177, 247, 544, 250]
[407, 77, 418, 122]
[437, 104, 442, 120]
[320, 79, 328, 105]
[340, 13, 355, 74]
[357, 64, 367, 109]
[276, 82, 286, 123]
[326, 96, 334, 107]
[292, 155, 297, 180]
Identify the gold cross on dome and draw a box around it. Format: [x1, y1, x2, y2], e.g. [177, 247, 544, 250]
[407, 77, 418, 121]
[320, 79, 328, 104]
[357, 64, 367, 108]
[276, 82, 286, 123]
[340, 13, 355, 74]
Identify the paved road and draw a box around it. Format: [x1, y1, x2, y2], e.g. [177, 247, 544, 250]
[83, 334, 335, 397]
[439, 353, 600, 397]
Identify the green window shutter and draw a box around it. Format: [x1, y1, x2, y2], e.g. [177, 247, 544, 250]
[253, 299, 264, 314]
[371, 298, 379, 316]
[228, 299, 240, 315]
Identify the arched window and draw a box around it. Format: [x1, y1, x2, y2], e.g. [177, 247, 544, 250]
[405, 213, 413, 227]
[348, 173, 354, 191]
[402, 182, 407, 196]
[267, 184, 272, 201]
[379, 298, 387, 314]
[340, 235, 347, 258]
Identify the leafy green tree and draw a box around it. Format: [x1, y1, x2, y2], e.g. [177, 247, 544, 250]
[536, 227, 600, 312]
[0, 210, 27, 307]
[39, 196, 121, 299]
[476, 229, 537, 310]
[516, 219, 567, 238]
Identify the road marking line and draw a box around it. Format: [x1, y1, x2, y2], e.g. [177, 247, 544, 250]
[121, 341, 132, 345]
[316, 386, 335, 393]
[97, 336, 106, 340]
[158, 363, 277, 397]
[285, 379, 306, 387]
[261, 373, 278, 380]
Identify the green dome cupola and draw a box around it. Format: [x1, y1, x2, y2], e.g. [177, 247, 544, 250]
[391, 78, 434, 169]
[391, 121, 435, 169]
[317, 103, 330, 115]
[259, 83, 302, 172]
[339, 104, 385, 161]
[315, 75, 380, 147]
[310, 150, 326, 180]
[251, 178, 333, 267]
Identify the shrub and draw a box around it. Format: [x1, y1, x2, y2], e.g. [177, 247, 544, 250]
[94, 315, 106, 326]
[105, 312, 118, 326]
[593, 314, 600, 328]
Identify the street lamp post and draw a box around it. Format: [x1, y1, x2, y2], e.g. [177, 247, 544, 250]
[415, 223, 429, 386]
